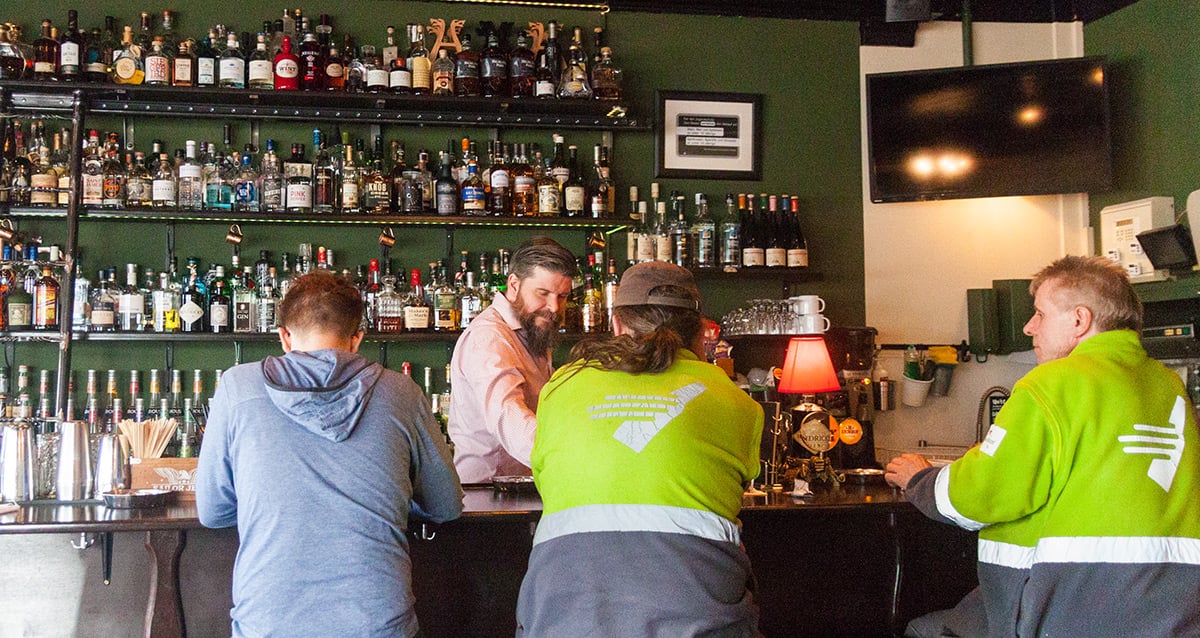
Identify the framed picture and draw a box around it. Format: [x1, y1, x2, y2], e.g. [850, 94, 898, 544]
[655, 90, 764, 180]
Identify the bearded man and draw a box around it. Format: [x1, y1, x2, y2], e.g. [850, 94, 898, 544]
[447, 236, 577, 483]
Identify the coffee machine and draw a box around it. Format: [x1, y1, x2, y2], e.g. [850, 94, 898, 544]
[785, 326, 880, 470]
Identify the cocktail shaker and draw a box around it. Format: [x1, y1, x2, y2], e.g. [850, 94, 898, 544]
[56, 421, 93, 501]
[93, 433, 128, 496]
[0, 423, 36, 501]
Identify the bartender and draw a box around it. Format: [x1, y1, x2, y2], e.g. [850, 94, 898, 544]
[447, 236, 576, 483]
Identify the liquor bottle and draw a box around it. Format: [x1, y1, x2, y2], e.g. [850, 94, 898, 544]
[363, 136, 391, 214]
[487, 143, 512, 216]
[557, 27, 592, 99]
[324, 43, 345, 91]
[590, 145, 614, 219]
[133, 11, 153, 55]
[591, 46, 623, 100]
[692, 193, 717, 269]
[88, 269, 115, 332]
[562, 145, 587, 217]
[27, 123, 56, 208]
[6, 262, 31, 330]
[535, 21, 561, 99]
[388, 141, 410, 212]
[311, 133, 336, 213]
[117, 263, 145, 331]
[104, 145, 131, 208]
[231, 267, 257, 333]
[179, 258, 206, 333]
[58, 11, 82, 82]
[624, 186, 640, 264]
[172, 40, 195, 87]
[259, 139, 284, 212]
[298, 28, 324, 90]
[340, 143, 360, 213]
[765, 195, 787, 268]
[257, 278, 278, 333]
[195, 32, 217, 87]
[233, 153, 260, 212]
[741, 196, 765, 268]
[654, 201, 672, 263]
[387, 35, 411, 94]
[479, 25, 508, 98]
[285, 142, 314, 213]
[510, 143, 536, 216]
[247, 33, 273, 90]
[788, 196, 809, 268]
[83, 21, 111, 83]
[364, 45, 387, 93]
[549, 134, 570, 188]
[534, 151, 560, 216]
[375, 274, 403, 332]
[602, 258, 620, 328]
[381, 26, 399, 70]
[32, 20, 58, 81]
[407, 24, 431, 95]
[580, 272, 603, 333]
[720, 194, 741, 272]
[428, 48, 454, 96]
[175, 140, 202, 210]
[402, 268, 430, 332]
[32, 266, 59, 331]
[144, 38, 172, 86]
[431, 262, 459, 332]
[218, 33, 245, 89]
[151, 153, 177, 208]
[208, 277, 231, 333]
[509, 30, 536, 98]
[460, 162, 486, 215]
[111, 26, 144, 85]
[152, 271, 180, 332]
[453, 34, 480, 97]
[435, 153, 458, 215]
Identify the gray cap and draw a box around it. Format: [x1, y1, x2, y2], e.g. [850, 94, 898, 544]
[613, 262, 701, 311]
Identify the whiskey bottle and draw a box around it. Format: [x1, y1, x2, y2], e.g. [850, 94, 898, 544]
[387, 40, 411, 94]
[31, 266, 59, 331]
[32, 19, 58, 81]
[312, 132, 337, 213]
[590, 145, 614, 219]
[669, 195, 693, 268]
[434, 153, 458, 215]
[452, 34, 480, 97]
[479, 24, 508, 98]
[173, 40, 195, 87]
[430, 262, 459, 332]
[535, 151, 561, 216]
[58, 11, 82, 82]
[535, 21, 561, 99]
[654, 201, 672, 263]
[580, 272, 603, 333]
[364, 45, 388, 93]
[402, 268, 431, 332]
[324, 43, 345, 91]
[431, 48, 454, 96]
[562, 145, 586, 217]
[407, 24, 431, 95]
[487, 142, 512, 216]
[362, 136, 391, 214]
[603, 258, 619, 329]
[460, 162, 486, 215]
[591, 46, 623, 100]
[381, 26, 399, 71]
[508, 30, 536, 98]
[510, 143, 536, 216]
[103, 145, 131, 209]
[557, 27, 592, 99]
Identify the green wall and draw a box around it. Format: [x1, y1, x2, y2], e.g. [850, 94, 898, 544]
[1084, 0, 1200, 223]
[12, 4, 865, 386]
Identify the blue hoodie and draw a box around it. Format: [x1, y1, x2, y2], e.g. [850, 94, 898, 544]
[197, 349, 463, 638]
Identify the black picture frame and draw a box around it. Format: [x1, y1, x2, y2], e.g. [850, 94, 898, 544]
[655, 90, 764, 180]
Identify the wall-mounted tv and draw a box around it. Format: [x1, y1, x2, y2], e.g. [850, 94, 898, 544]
[866, 56, 1112, 203]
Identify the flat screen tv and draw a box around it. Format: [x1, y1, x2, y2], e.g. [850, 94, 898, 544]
[866, 57, 1112, 203]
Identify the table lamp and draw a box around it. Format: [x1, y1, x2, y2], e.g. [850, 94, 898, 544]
[778, 336, 844, 485]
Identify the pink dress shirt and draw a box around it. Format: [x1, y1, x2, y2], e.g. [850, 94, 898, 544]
[447, 292, 552, 483]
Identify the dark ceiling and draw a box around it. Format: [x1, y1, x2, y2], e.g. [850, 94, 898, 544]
[606, 0, 1139, 23]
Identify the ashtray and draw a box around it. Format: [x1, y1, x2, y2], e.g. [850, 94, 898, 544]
[843, 468, 886, 485]
[101, 489, 174, 509]
[492, 476, 537, 494]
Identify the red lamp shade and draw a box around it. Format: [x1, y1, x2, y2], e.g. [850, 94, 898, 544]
[778, 336, 841, 394]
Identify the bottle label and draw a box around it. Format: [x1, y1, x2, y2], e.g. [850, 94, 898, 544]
[462, 186, 486, 210]
[696, 228, 716, 267]
[30, 174, 56, 205]
[404, 306, 430, 329]
[455, 58, 479, 80]
[765, 248, 787, 268]
[481, 58, 507, 79]
[82, 173, 104, 206]
[34, 292, 56, 327]
[389, 68, 412, 88]
[535, 80, 555, 97]
[286, 183, 313, 208]
[787, 248, 809, 268]
[410, 56, 431, 89]
[655, 235, 673, 262]
[432, 70, 452, 93]
[248, 60, 273, 83]
[146, 56, 170, 83]
[341, 182, 359, 209]
[590, 194, 608, 217]
[325, 62, 344, 80]
[152, 179, 177, 203]
[367, 68, 388, 88]
[219, 58, 245, 84]
[179, 300, 203, 326]
[60, 43, 80, 69]
[636, 234, 656, 262]
[742, 247, 765, 267]
[275, 58, 299, 79]
[113, 57, 138, 81]
[35, 61, 55, 74]
[90, 309, 115, 327]
[197, 58, 215, 85]
[436, 191, 457, 215]
[514, 175, 535, 193]
[104, 177, 128, 205]
[510, 57, 534, 78]
[178, 164, 202, 179]
[564, 186, 586, 213]
[87, 61, 108, 75]
[537, 184, 561, 214]
[210, 303, 229, 328]
[57, 174, 70, 206]
[257, 299, 277, 332]
[490, 170, 510, 189]
[233, 301, 254, 333]
[173, 59, 193, 84]
[626, 232, 638, 262]
[8, 301, 31, 328]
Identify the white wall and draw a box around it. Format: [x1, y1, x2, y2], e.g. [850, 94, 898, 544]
[860, 21, 1088, 454]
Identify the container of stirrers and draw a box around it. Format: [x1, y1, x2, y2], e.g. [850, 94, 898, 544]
[116, 419, 177, 461]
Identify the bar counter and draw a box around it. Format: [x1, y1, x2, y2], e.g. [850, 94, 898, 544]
[0, 484, 978, 637]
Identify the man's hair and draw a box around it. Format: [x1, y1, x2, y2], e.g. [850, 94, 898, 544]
[278, 270, 364, 338]
[566, 289, 703, 375]
[508, 236, 577, 281]
[1030, 255, 1143, 332]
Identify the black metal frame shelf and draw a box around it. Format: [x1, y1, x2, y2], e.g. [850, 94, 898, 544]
[689, 268, 822, 282]
[0, 81, 647, 131]
[3, 206, 630, 229]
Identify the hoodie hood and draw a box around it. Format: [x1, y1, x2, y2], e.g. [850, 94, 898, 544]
[262, 349, 384, 442]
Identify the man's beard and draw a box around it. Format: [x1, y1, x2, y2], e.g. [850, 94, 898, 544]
[513, 296, 561, 354]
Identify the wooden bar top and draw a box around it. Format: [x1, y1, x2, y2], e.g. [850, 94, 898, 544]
[0, 482, 908, 534]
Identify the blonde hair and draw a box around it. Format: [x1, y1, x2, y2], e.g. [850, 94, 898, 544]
[1030, 255, 1142, 332]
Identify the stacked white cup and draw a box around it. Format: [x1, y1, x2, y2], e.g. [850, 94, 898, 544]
[789, 295, 829, 334]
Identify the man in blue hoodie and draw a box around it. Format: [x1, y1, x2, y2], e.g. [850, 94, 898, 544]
[197, 270, 463, 638]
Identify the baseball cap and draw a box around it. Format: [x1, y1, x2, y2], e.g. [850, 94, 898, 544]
[613, 262, 701, 311]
